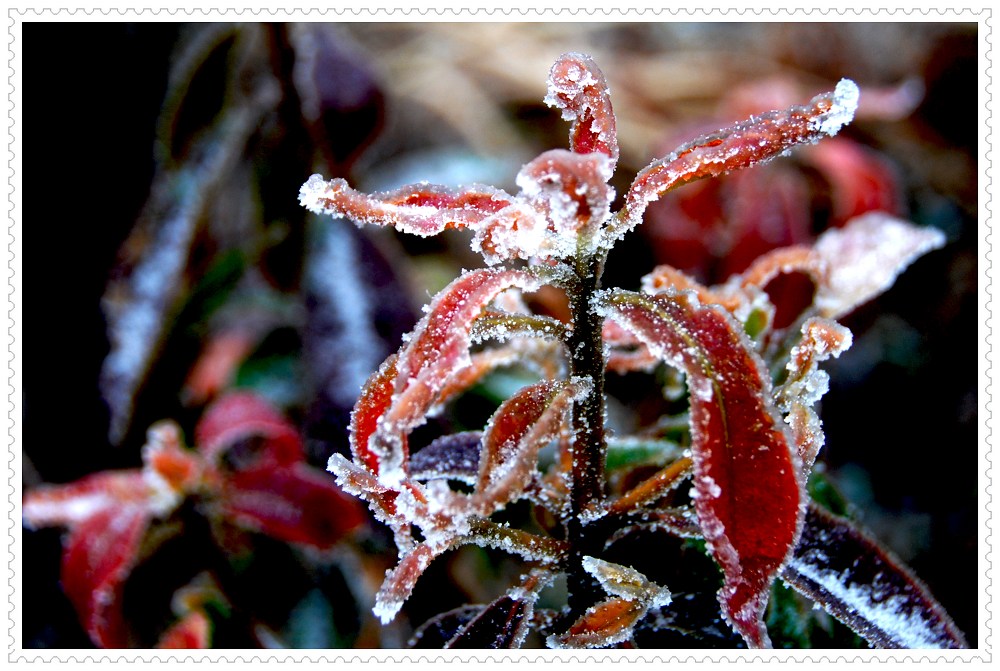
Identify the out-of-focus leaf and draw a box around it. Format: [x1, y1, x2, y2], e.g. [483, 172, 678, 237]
[803, 139, 903, 226]
[284, 588, 340, 649]
[288, 24, 385, 171]
[100, 88, 274, 445]
[598, 289, 802, 648]
[301, 216, 416, 462]
[194, 392, 302, 467]
[184, 330, 258, 406]
[219, 463, 366, 550]
[155, 610, 212, 649]
[605, 438, 684, 473]
[780, 504, 967, 649]
[61, 506, 150, 648]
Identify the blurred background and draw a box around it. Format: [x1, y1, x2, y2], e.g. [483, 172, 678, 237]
[22, 22, 978, 648]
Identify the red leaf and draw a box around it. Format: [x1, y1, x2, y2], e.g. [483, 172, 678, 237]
[195, 392, 302, 467]
[781, 504, 967, 649]
[155, 610, 212, 649]
[374, 542, 446, 623]
[349, 353, 402, 475]
[61, 506, 150, 648]
[364, 268, 541, 482]
[803, 138, 903, 226]
[617, 80, 859, 237]
[598, 289, 803, 648]
[545, 52, 619, 165]
[23, 471, 154, 529]
[474, 379, 585, 513]
[220, 463, 366, 549]
[299, 176, 517, 238]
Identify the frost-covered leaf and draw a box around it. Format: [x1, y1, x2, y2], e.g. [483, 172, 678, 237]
[101, 80, 268, 445]
[775, 318, 853, 472]
[299, 176, 517, 238]
[597, 289, 803, 648]
[349, 353, 402, 476]
[219, 463, 366, 549]
[811, 212, 946, 319]
[61, 506, 150, 648]
[301, 216, 417, 461]
[607, 457, 693, 516]
[410, 432, 483, 484]
[474, 379, 587, 513]
[781, 504, 967, 649]
[445, 595, 533, 649]
[612, 79, 859, 242]
[374, 542, 451, 624]
[548, 558, 670, 649]
[363, 268, 542, 484]
[409, 606, 484, 648]
[544, 52, 619, 166]
[514, 149, 615, 246]
[23, 423, 195, 532]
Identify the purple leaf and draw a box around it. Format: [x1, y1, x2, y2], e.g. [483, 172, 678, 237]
[781, 503, 967, 649]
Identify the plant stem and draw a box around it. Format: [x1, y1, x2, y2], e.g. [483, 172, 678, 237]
[565, 248, 608, 616]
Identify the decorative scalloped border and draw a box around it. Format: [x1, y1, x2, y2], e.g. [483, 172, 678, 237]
[5, 5, 992, 665]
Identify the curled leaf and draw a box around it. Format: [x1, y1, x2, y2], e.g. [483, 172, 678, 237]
[348, 353, 401, 475]
[597, 289, 803, 648]
[544, 52, 619, 166]
[374, 541, 451, 624]
[775, 318, 853, 472]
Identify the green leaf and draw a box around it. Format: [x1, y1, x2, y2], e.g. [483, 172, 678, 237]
[605, 438, 684, 472]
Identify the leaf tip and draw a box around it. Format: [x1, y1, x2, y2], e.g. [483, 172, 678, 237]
[813, 78, 860, 138]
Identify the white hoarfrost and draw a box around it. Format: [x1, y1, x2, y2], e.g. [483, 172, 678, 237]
[813, 212, 946, 319]
[811, 78, 860, 137]
[789, 560, 954, 649]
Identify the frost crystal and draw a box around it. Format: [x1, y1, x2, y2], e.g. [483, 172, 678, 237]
[811, 79, 860, 137]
